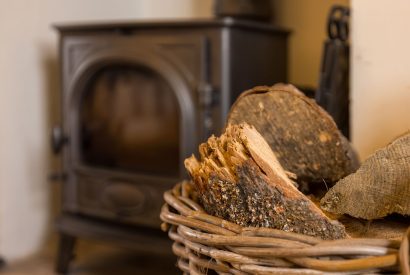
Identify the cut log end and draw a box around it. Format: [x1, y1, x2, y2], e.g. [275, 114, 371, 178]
[226, 84, 359, 184]
[185, 123, 346, 240]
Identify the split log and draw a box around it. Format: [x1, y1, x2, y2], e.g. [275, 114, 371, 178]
[226, 84, 359, 184]
[184, 123, 346, 240]
[321, 132, 410, 220]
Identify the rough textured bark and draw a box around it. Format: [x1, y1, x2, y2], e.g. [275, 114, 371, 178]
[185, 123, 346, 240]
[321, 132, 410, 220]
[226, 84, 359, 184]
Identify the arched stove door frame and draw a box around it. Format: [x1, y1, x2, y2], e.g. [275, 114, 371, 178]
[66, 47, 196, 178]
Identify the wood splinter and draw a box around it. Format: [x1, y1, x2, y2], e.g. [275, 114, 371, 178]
[185, 123, 346, 240]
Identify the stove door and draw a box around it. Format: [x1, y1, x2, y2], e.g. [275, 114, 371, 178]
[60, 38, 208, 227]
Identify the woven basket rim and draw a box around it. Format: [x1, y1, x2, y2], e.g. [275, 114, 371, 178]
[160, 181, 410, 274]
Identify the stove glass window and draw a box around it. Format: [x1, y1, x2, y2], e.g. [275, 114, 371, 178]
[80, 65, 180, 177]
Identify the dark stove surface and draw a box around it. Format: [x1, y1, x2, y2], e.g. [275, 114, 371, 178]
[54, 17, 289, 34]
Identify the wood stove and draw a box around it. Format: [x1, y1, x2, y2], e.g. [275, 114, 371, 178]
[53, 18, 288, 273]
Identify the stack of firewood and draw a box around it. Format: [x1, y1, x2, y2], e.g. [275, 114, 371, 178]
[185, 83, 410, 240]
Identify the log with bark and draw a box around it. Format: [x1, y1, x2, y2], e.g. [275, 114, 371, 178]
[184, 123, 346, 240]
[226, 84, 359, 184]
[321, 132, 410, 220]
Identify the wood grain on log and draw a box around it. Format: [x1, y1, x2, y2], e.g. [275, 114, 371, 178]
[226, 84, 359, 184]
[185, 123, 346, 240]
[321, 132, 410, 220]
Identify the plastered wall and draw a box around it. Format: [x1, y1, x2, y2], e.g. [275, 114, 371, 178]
[350, 0, 410, 159]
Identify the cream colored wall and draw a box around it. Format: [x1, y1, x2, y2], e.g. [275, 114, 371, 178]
[272, 0, 349, 88]
[0, 0, 212, 261]
[351, 0, 410, 159]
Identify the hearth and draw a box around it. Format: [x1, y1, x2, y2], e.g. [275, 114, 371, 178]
[52, 18, 288, 273]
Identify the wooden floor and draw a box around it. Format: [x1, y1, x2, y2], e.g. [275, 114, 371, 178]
[0, 237, 180, 275]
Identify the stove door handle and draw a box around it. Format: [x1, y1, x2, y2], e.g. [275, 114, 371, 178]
[51, 125, 68, 154]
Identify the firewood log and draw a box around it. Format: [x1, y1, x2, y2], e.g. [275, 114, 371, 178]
[184, 123, 346, 240]
[226, 84, 359, 184]
[321, 132, 410, 220]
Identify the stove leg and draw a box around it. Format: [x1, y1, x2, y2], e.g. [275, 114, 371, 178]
[0, 257, 5, 269]
[56, 233, 76, 274]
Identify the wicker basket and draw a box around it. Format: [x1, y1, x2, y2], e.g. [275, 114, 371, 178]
[160, 181, 410, 275]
